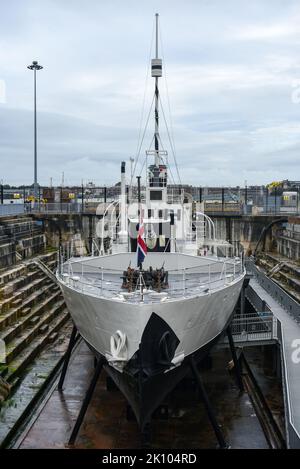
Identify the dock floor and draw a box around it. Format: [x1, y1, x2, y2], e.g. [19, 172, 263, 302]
[15, 341, 272, 449]
[249, 276, 300, 447]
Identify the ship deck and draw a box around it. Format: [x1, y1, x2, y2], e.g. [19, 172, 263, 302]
[65, 271, 232, 303]
[59, 253, 244, 303]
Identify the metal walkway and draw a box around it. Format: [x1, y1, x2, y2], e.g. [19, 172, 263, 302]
[246, 261, 300, 448]
[224, 312, 278, 347]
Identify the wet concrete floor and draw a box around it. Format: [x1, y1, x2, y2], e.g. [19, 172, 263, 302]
[14, 340, 278, 449]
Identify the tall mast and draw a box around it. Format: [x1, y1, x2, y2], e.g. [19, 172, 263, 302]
[152, 13, 162, 166]
[146, 13, 168, 205]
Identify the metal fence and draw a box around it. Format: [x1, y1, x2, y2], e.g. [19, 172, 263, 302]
[0, 202, 107, 217]
[223, 312, 278, 345]
[30, 202, 82, 214]
[1, 184, 300, 216]
[57, 256, 244, 302]
[0, 204, 25, 217]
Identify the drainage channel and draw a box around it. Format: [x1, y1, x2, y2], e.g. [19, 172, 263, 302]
[241, 353, 286, 449]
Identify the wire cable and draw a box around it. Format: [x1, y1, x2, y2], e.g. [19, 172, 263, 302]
[130, 93, 155, 187]
[159, 22, 182, 185]
[131, 18, 155, 185]
[159, 94, 182, 185]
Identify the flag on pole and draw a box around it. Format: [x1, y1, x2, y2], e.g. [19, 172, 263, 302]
[137, 210, 147, 267]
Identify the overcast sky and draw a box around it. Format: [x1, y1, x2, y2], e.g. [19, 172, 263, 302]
[1, 0, 300, 187]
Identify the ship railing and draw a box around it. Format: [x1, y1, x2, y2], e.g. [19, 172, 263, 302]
[58, 257, 244, 300]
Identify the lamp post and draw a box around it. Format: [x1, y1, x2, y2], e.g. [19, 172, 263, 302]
[27, 60, 43, 200]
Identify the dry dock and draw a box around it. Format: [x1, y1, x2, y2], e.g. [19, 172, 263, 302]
[0, 212, 297, 449]
[13, 340, 282, 449]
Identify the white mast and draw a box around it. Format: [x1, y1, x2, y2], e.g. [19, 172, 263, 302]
[118, 161, 128, 244]
[146, 13, 168, 206]
[152, 13, 162, 167]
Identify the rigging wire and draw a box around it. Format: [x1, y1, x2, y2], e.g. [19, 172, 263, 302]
[159, 94, 182, 185]
[131, 18, 155, 185]
[156, 134, 177, 186]
[139, 134, 155, 178]
[131, 15, 181, 189]
[130, 93, 155, 187]
[158, 22, 182, 185]
[138, 157, 146, 178]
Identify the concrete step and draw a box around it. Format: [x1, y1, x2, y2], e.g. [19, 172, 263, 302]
[4, 310, 70, 383]
[48, 332, 58, 343]
[0, 320, 72, 446]
[39, 324, 49, 334]
[0, 218, 37, 232]
[27, 256, 57, 276]
[0, 279, 48, 327]
[36, 251, 58, 265]
[11, 298, 22, 308]
[0, 271, 37, 299]
[46, 261, 57, 275]
[0, 283, 60, 332]
[20, 307, 31, 317]
[0, 290, 62, 343]
[17, 234, 46, 259]
[0, 216, 34, 225]
[0, 242, 15, 269]
[275, 270, 300, 293]
[4, 300, 66, 364]
[0, 264, 27, 287]
[0, 217, 51, 268]
[0, 278, 45, 317]
[29, 316, 40, 327]
[6, 230, 43, 244]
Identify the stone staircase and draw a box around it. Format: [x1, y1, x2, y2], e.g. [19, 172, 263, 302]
[0, 216, 46, 268]
[0, 251, 69, 395]
[256, 252, 300, 302]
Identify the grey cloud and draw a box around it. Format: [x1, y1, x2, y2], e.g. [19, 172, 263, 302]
[2, 0, 300, 187]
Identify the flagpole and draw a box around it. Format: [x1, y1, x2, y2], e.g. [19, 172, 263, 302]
[136, 176, 145, 300]
[137, 175, 142, 271]
[137, 176, 141, 205]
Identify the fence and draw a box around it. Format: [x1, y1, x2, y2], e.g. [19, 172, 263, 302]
[228, 312, 277, 344]
[57, 256, 244, 302]
[0, 205, 25, 217]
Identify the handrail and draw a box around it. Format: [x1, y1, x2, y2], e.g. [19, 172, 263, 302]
[58, 257, 244, 300]
[65, 255, 243, 274]
[99, 200, 119, 254]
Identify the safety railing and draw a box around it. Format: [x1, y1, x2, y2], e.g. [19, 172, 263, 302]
[57, 257, 244, 301]
[227, 313, 278, 343]
[32, 202, 82, 214]
[0, 204, 26, 217]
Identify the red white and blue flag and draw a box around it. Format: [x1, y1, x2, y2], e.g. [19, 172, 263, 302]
[137, 211, 147, 267]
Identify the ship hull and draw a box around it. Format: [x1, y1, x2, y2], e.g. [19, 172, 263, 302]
[59, 275, 244, 364]
[59, 273, 245, 429]
[88, 326, 227, 429]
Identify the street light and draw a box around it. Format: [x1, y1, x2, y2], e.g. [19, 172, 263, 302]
[27, 60, 43, 200]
